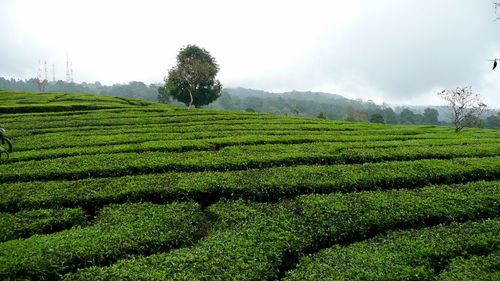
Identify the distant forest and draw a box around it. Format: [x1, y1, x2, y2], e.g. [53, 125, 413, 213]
[1, 77, 499, 129]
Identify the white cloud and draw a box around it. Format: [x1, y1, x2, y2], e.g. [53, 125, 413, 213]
[1, 0, 499, 107]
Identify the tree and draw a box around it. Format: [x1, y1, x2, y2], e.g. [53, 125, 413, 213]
[291, 105, 301, 116]
[381, 105, 398, 124]
[485, 113, 500, 129]
[422, 108, 439, 124]
[317, 112, 327, 119]
[399, 108, 416, 124]
[0, 126, 12, 159]
[369, 113, 385, 123]
[438, 87, 487, 132]
[345, 108, 368, 122]
[165, 45, 222, 108]
[157, 86, 171, 104]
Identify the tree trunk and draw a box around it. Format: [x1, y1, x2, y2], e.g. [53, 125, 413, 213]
[188, 89, 193, 109]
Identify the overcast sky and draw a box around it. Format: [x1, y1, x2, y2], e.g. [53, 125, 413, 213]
[1, 0, 500, 106]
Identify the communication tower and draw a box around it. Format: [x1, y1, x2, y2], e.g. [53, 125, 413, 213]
[66, 56, 71, 83]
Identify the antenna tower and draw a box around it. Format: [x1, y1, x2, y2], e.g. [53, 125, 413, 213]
[37, 60, 43, 81]
[34, 60, 48, 92]
[66, 56, 71, 83]
[43, 60, 48, 82]
[70, 61, 74, 83]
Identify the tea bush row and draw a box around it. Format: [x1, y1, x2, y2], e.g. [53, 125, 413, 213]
[0, 202, 203, 280]
[2, 157, 499, 212]
[63, 181, 500, 280]
[10, 137, 497, 163]
[2, 142, 499, 182]
[0, 207, 86, 242]
[437, 251, 500, 281]
[284, 220, 499, 280]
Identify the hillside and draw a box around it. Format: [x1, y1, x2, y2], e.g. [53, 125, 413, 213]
[0, 90, 499, 280]
[210, 87, 385, 120]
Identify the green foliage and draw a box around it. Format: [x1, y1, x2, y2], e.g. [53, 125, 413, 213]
[437, 251, 500, 281]
[2, 141, 500, 183]
[399, 108, 416, 124]
[2, 156, 500, 212]
[0, 90, 160, 114]
[64, 202, 308, 281]
[0, 202, 204, 280]
[291, 105, 301, 115]
[0, 208, 86, 242]
[317, 112, 327, 119]
[65, 181, 500, 280]
[0, 78, 161, 101]
[0, 90, 499, 280]
[157, 86, 171, 104]
[485, 113, 500, 129]
[165, 45, 222, 108]
[284, 220, 500, 280]
[345, 108, 368, 122]
[369, 113, 384, 123]
[423, 107, 439, 124]
[295, 180, 500, 248]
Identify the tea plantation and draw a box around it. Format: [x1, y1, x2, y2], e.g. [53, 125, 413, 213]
[0, 90, 499, 280]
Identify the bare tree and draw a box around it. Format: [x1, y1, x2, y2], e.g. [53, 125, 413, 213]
[437, 87, 487, 132]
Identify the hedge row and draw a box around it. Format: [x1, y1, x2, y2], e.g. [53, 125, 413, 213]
[63, 181, 500, 280]
[284, 220, 500, 280]
[10, 136, 497, 163]
[2, 142, 500, 183]
[7, 119, 472, 139]
[4, 113, 284, 130]
[2, 157, 499, 212]
[0, 91, 158, 113]
[12, 128, 473, 152]
[0, 202, 204, 280]
[0, 110, 241, 124]
[0, 208, 86, 242]
[7, 119, 342, 140]
[0, 106, 174, 121]
[294, 180, 500, 248]
[11, 129, 350, 152]
[0, 104, 131, 114]
[0, 105, 263, 123]
[2, 112, 294, 129]
[437, 251, 500, 281]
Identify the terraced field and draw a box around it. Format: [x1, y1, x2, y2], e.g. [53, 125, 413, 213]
[0, 90, 499, 280]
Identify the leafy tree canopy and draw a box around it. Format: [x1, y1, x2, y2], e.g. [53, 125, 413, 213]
[164, 45, 222, 108]
[369, 113, 385, 123]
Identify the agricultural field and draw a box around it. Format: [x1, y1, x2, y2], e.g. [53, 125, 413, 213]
[0, 90, 499, 280]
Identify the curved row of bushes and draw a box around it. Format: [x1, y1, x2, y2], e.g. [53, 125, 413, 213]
[2, 157, 499, 212]
[284, 220, 499, 280]
[0, 202, 204, 280]
[62, 181, 500, 281]
[0, 208, 86, 242]
[2, 142, 500, 182]
[9, 137, 498, 163]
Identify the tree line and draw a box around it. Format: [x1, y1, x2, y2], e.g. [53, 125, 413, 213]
[0, 77, 160, 101]
[1, 76, 499, 129]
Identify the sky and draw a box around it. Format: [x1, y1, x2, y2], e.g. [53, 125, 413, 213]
[1, 0, 500, 107]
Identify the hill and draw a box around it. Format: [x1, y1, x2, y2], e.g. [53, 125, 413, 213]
[210, 87, 387, 120]
[0, 90, 499, 280]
